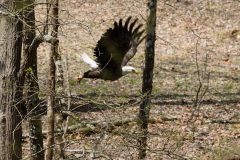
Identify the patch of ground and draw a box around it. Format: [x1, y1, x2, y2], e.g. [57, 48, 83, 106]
[29, 0, 240, 159]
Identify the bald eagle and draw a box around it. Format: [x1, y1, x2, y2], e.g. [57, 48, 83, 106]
[79, 17, 144, 82]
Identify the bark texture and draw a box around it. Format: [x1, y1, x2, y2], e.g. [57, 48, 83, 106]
[21, 1, 44, 159]
[45, 53, 55, 160]
[138, 0, 157, 159]
[45, 1, 59, 159]
[0, 1, 23, 159]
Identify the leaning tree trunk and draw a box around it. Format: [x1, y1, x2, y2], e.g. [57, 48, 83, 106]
[138, 0, 157, 159]
[0, 1, 23, 159]
[21, 1, 44, 159]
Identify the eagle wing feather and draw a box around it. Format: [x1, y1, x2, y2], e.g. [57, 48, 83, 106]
[93, 17, 144, 70]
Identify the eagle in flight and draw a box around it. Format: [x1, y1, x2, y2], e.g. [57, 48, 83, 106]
[79, 16, 144, 82]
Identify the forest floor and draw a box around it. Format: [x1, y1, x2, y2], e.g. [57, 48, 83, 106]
[24, 0, 240, 159]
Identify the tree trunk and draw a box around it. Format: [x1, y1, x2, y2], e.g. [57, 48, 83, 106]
[49, 0, 68, 158]
[45, 52, 55, 160]
[21, 2, 44, 159]
[45, 0, 59, 159]
[0, 1, 23, 159]
[138, 0, 157, 159]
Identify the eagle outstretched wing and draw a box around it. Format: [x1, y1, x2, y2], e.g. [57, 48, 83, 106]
[93, 17, 144, 70]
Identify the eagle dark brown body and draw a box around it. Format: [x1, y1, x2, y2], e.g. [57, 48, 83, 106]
[83, 68, 123, 81]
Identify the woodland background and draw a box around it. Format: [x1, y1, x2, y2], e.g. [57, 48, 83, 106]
[0, 0, 240, 159]
[37, 0, 240, 159]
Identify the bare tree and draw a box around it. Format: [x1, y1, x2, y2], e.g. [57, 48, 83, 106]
[138, 0, 157, 159]
[45, 0, 59, 159]
[21, 1, 44, 159]
[45, 37, 56, 160]
[0, 1, 23, 159]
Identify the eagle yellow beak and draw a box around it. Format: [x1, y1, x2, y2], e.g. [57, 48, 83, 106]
[76, 75, 83, 83]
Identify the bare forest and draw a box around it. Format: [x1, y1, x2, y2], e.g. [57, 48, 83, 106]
[0, 0, 240, 159]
